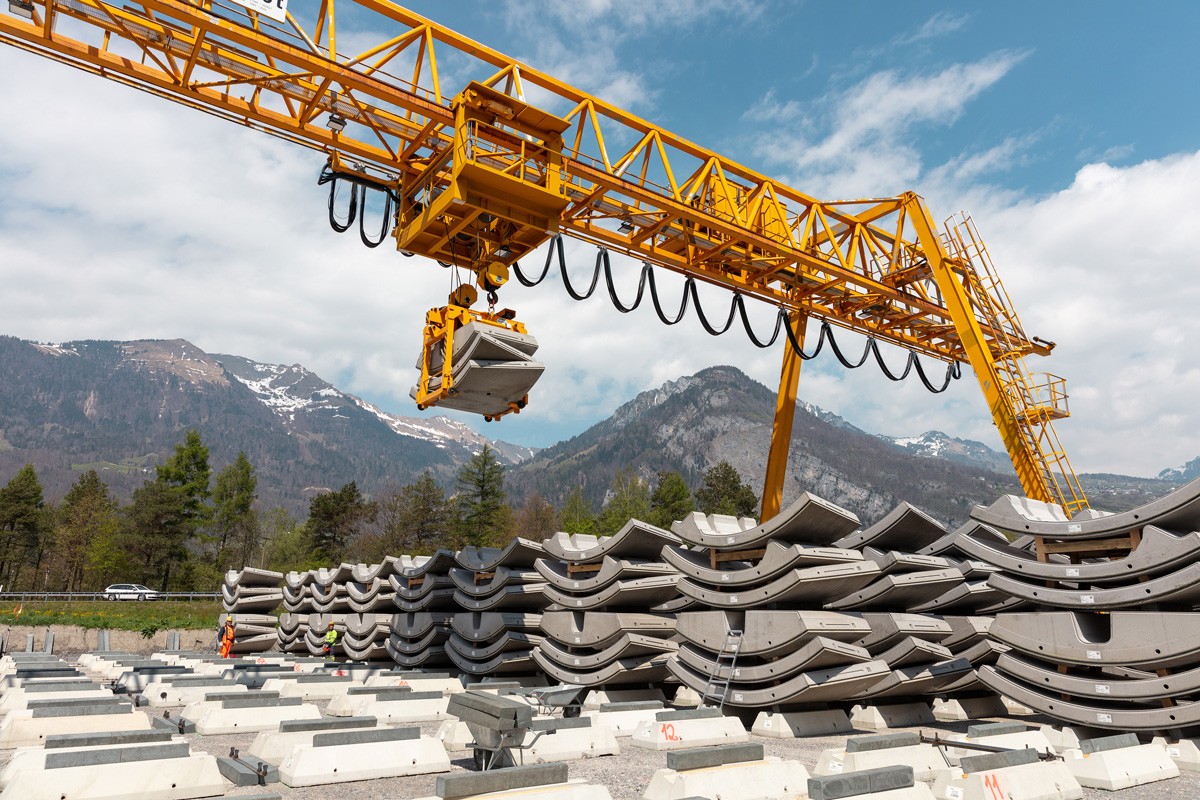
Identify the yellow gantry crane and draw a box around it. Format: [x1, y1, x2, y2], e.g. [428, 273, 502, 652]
[0, 0, 1088, 517]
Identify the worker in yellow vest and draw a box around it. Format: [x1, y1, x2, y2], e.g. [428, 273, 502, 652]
[323, 621, 338, 660]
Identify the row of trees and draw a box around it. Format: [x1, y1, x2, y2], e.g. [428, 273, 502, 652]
[0, 432, 761, 591]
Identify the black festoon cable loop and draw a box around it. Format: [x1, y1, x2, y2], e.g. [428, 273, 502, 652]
[506, 235, 962, 393]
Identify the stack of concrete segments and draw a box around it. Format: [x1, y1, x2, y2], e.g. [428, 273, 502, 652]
[409, 320, 545, 418]
[391, 549, 459, 613]
[964, 477, 1200, 733]
[534, 519, 682, 687]
[664, 493, 893, 722]
[446, 539, 550, 678]
[302, 612, 349, 658]
[341, 612, 392, 661]
[281, 567, 320, 652]
[388, 610, 455, 668]
[221, 567, 284, 654]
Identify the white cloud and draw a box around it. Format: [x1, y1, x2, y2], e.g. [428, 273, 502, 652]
[748, 50, 1030, 197]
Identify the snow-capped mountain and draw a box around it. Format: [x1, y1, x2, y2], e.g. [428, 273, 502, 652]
[879, 429, 1012, 474]
[215, 354, 536, 466]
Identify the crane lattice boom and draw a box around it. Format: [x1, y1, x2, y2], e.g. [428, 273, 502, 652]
[0, 0, 1087, 514]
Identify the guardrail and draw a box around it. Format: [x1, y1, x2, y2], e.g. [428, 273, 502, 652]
[0, 592, 219, 602]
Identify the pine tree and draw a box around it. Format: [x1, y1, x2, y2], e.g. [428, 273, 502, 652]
[211, 452, 260, 569]
[695, 461, 759, 518]
[648, 471, 695, 528]
[0, 464, 46, 589]
[56, 470, 119, 591]
[124, 479, 190, 590]
[306, 482, 376, 563]
[558, 486, 596, 535]
[380, 471, 453, 554]
[156, 429, 212, 526]
[455, 444, 507, 548]
[597, 467, 651, 534]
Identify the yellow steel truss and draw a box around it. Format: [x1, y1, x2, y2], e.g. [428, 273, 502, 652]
[0, 0, 1087, 514]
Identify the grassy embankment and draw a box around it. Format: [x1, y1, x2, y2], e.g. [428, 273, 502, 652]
[0, 600, 222, 636]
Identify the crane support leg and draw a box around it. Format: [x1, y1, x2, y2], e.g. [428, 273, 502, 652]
[761, 311, 808, 521]
[905, 194, 1053, 506]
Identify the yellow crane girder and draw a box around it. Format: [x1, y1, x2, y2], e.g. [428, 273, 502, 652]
[0, 0, 1088, 514]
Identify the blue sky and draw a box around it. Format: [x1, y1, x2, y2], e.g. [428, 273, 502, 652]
[2, 1, 1199, 482]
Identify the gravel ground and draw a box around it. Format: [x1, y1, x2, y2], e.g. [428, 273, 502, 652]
[4, 667, 1200, 800]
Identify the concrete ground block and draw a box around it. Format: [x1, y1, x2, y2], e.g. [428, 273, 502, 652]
[1152, 737, 1200, 772]
[0, 749, 226, 800]
[247, 717, 383, 765]
[814, 741, 947, 781]
[437, 718, 474, 751]
[752, 710, 852, 738]
[581, 689, 667, 710]
[326, 691, 451, 721]
[365, 673, 463, 694]
[265, 677, 360, 701]
[850, 703, 934, 731]
[643, 756, 809, 800]
[629, 714, 749, 751]
[1039, 725, 1107, 752]
[491, 722, 620, 766]
[278, 728, 451, 787]
[931, 759, 1082, 800]
[415, 778, 612, 800]
[0, 686, 112, 712]
[583, 704, 665, 735]
[1061, 742, 1179, 790]
[1000, 697, 1034, 716]
[942, 729, 1057, 767]
[0, 734, 179, 788]
[931, 696, 1007, 722]
[139, 681, 246, 708]
[192, 700, 322, 735]
[0, 708, 151, 749]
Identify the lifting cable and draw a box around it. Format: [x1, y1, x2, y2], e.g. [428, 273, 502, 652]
[513, 237, 962, 394]
[318, 167, 400, 250]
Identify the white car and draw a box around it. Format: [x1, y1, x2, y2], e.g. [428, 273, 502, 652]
[104, 583, 160, 601]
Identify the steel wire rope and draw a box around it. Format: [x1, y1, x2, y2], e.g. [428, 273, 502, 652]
[513, 236, 961, 394]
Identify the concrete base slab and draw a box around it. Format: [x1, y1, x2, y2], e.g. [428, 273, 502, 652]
[0, 710, 151, 749]
[815, 744, 947, 781]
[437, 719, 474, 751]
[492, 724, 620, 766]
[365, 674, 462, 694]
[812, 789, 933, 800]
[0, 752, 225, 800]
[278, 734, 451, 787]
[643, 756, 809, 800]
[1152, 737, 1200, 772]
[140, 683, 245, 707]
[752, 710, 852, 738]
[943, 731, 1057, 767]
[584, 705, 665, 735]
[629, 715, 749, 751]
[1000, 697, 1035, 716]
[193, 702, 321, 735]
[1061, 743, 1179, 790]
[582, 689, 667, 710]
[931, 761, 1081, 800]
[326, 694, 450, 721]
[672, 686, 701, 708]
[850, 703, 934, 731]
[1039, 725, 1108, 752]
[247, 720, 384, 766]
[413, 778, 612, 800]
[0, 736, 181, 788]
[931, 696, 1007, 722]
